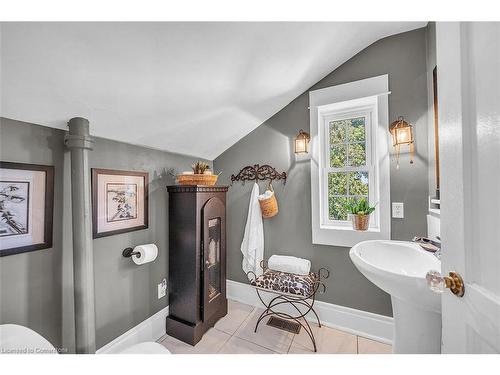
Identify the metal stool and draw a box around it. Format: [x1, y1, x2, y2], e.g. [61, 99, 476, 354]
[247, 260, 329, 352]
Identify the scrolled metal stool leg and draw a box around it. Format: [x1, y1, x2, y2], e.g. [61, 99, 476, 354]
[301, 320, 317, 352]
[309, 290, 321, 327]
[254, 309, 268, 333]
[311, 307, 321, 328]
[254, 290, 282, 332]
[260, 293, 319, 352]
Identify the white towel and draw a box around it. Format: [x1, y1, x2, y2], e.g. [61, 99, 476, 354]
[268, 255, 311, 275]
[258, 190, 274, 200]
[241, 183, 264, 279]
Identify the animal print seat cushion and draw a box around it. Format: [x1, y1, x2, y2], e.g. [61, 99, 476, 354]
[251, 270, 318, 297]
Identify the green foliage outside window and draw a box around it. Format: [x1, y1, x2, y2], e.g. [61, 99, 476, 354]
[329, 117, 366, 168]
[329, 196, 350, 221]
[330, 145, 346, 167]
[348, 143, 366, 167]
[327, 117, 369, 221]
[328, 172, 369, 220]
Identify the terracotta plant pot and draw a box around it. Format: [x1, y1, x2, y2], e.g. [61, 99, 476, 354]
[351, 214, 370, 231]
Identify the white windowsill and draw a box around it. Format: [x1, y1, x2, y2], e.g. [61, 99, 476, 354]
[320, 225, 381, 233]
[312, 226, 390, 247]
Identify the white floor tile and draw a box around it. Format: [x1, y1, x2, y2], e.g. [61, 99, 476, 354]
[357, 336, 392, 354]
[214, 300, 255, 335]
[234, 308, 294, 354]
[218, 336, 278, 354]
[159, 328, 230, 354]
[288, 323, 357, 354]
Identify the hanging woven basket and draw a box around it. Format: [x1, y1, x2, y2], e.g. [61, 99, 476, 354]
[258, 183, 279, 218]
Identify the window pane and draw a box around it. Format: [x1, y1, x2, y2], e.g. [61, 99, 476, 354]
[329, 120, 347, 144]
[330, 144, 346, 167]
[348, 171, 369, 196]
[329, 196, 349, 221]
[328, 172, 347, 195]
[326, 115, 370, 222]
[347, 143, 366, 167]
[347, 117, 366, 142]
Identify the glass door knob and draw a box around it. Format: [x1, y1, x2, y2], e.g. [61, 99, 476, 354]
[426, 270, 465, 297]
[426, 270, 445, 293]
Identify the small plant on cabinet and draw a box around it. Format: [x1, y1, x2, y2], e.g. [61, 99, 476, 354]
[191, 161, 211, 175]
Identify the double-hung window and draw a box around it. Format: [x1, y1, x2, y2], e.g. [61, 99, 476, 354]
[324, 110, 374, 226]
[310, 75, 391, 247]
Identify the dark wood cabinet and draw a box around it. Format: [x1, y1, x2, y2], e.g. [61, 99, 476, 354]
[166, 185, 228, 345]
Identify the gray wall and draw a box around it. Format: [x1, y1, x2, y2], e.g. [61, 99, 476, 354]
[214, 28, 430, 317]
[0, 119, 66, 349]
[0, 117, 211, 351]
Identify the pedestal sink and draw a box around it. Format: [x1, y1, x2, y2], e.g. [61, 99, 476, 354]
[349, 240, 441, 354]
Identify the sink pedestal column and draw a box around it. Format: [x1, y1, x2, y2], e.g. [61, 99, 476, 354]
[391, 296, 441, 354]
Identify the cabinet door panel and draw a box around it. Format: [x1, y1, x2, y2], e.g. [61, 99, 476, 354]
[201, 196, 226, 321]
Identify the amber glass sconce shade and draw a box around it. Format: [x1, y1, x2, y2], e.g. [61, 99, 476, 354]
[294, 129, 310, 154]
[389, 116, 414, 168]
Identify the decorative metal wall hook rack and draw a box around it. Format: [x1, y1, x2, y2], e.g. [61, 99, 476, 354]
[231, 164, 287, 185]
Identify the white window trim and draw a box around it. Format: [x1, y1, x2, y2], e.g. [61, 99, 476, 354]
[310, 75, 391, 247]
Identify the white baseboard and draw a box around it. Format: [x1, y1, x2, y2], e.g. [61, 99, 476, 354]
[97, 306, 169, 354]
[227, 279, 393, 344]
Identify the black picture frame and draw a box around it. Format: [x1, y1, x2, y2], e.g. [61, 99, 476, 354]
[91, 168, 149, 239]
[0, 161, 54, 257]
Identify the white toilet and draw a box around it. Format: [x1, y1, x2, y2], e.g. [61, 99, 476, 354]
[0, 324, 170, 354]
[0, 324, 57, 354]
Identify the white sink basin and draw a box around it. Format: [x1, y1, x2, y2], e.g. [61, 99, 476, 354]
[349, 240, 442, 353]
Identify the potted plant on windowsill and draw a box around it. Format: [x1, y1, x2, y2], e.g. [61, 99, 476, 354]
[346, 198, 376, 231]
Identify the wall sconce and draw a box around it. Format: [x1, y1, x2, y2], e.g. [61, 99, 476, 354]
[389, 116, 414, 168]
[294, 129, 310, 154]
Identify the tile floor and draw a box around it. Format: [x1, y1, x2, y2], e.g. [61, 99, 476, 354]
[158, 300, 392, 354]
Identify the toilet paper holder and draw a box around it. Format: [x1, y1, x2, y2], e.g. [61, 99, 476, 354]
[123, 247, 141, 259]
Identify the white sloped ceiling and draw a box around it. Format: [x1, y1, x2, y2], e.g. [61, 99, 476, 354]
[0, 22, 425, 159]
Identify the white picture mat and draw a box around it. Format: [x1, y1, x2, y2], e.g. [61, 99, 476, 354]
[97, 173, 145, 234]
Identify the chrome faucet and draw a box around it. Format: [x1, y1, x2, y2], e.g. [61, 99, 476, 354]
[412, 236, 441, 260]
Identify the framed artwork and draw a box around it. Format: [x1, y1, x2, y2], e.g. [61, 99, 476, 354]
[92, 168, 149, 238]
[0, 161, 54, 257]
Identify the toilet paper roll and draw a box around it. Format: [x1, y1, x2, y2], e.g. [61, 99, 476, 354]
[132, 244, 158, 265]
